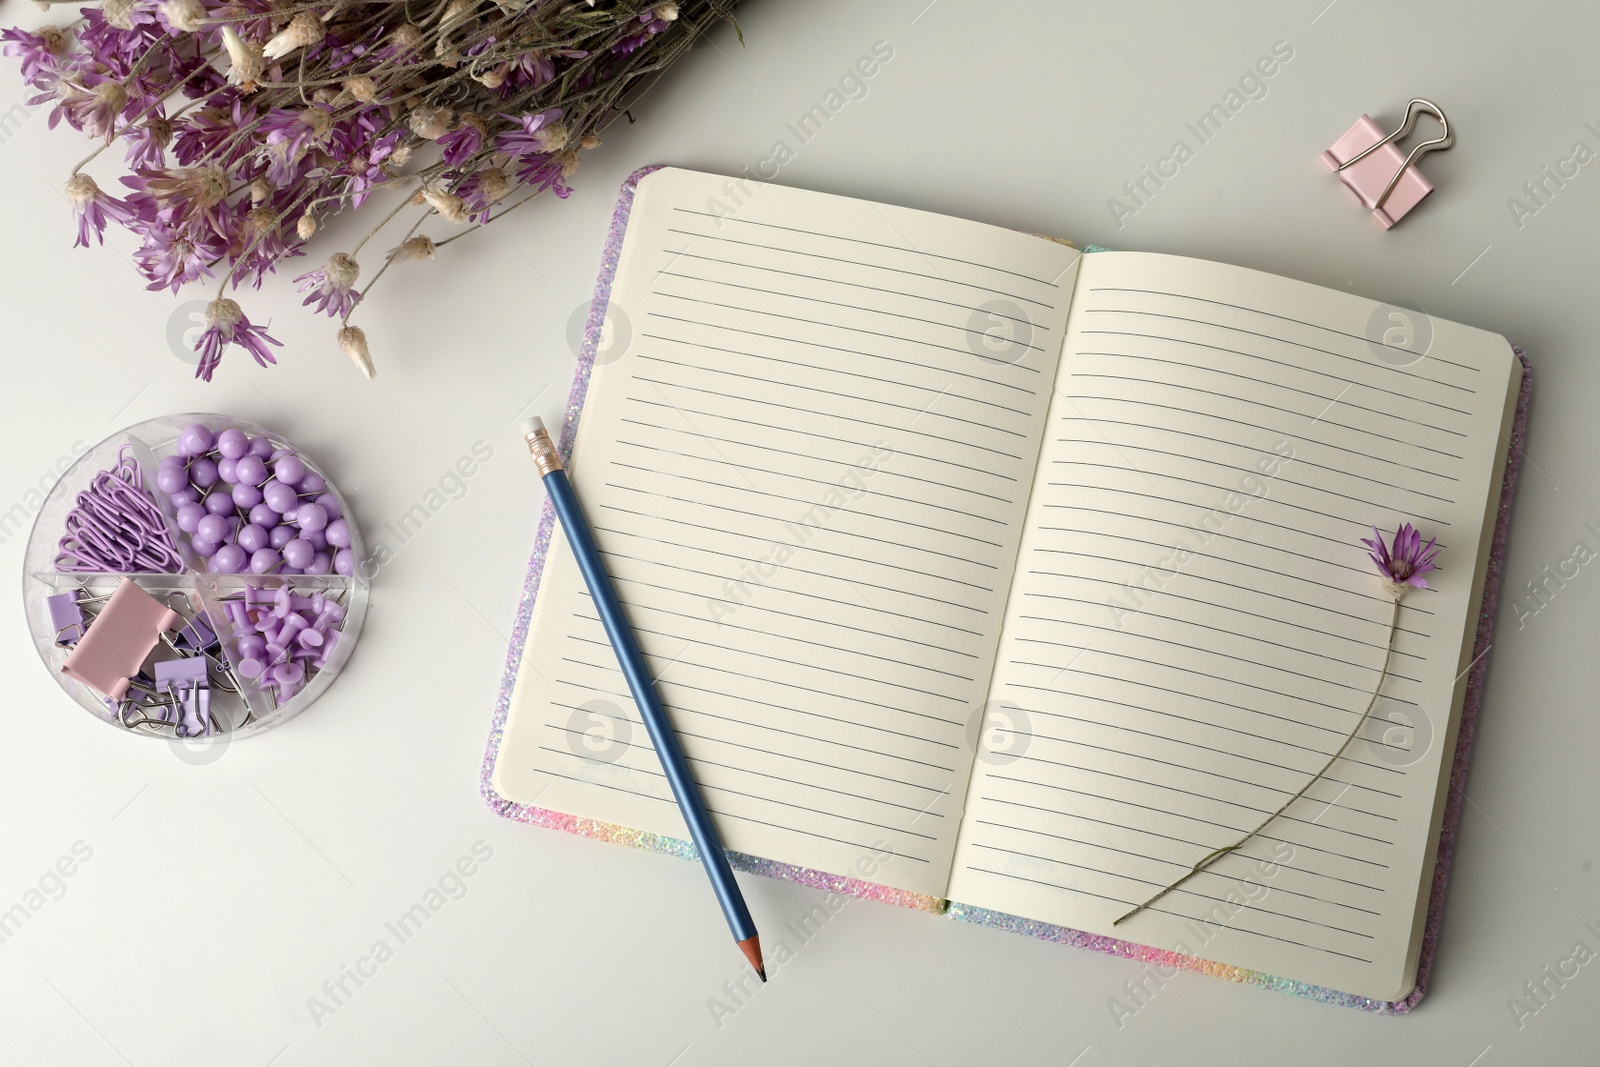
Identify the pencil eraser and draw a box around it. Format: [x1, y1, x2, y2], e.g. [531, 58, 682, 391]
[520, 417, 545, 438]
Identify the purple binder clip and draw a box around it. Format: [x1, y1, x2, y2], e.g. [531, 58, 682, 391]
[155, 656, 211, 737]
[1321, 99, 1453, 228]
[46, 592, 87, 647]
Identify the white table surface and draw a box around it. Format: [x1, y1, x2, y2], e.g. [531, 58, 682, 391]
[1, 0, 1595, 1063]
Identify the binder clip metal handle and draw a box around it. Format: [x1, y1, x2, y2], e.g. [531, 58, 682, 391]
[1322, 99, 1453, 228]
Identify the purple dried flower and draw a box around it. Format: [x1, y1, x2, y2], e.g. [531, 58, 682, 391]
[495, 107, 566, 158]
[293, 252, 361, 317]
[64, 172, 130, 247]
[131, 221, 225, 292]
[194, 296, 280, 381]
[1362, 522, 1440, 596]
[50, 76, 126, 140]
[1, 25, 70, 90]
[438, 117, 483, 166]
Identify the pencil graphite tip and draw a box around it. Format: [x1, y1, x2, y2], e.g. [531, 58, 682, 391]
[737, 935, 766, 981]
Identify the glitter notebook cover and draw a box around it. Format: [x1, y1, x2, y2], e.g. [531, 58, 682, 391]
[481, 167, 1531, 1004]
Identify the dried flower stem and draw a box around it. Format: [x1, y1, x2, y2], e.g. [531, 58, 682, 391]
[1111, 592, 1404, 927]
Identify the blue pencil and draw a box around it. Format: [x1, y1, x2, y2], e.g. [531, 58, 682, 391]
[521, 418, 766, 980]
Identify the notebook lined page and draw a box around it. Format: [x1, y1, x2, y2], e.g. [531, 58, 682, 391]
[495, 168, 1081, 898]
[947, 252, 1519, 998]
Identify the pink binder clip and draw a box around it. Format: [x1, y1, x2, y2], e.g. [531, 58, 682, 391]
[1321, 99, 1453, 229]
[61, 579, 181, 700]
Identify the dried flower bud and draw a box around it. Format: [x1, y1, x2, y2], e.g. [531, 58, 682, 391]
[64, 172, 101, 207]
[477, 167, 509, 205]
[654, 3, 679, 20]
[222, 26, 264, 88]
[338, 326, 375, 380]
[389, 141, 414, 167]
[245, 207, 277, 236]
[441, 0, 476, 28]
[159, 0, 205, 33]
[324, 252, 361, 289]
[421, 184, 468, 224]
[263, 11, 324, 60]
[297, 213, 317, 239]
[557, 149, 579, 178]
[533, 120, 568, 154]
[389, 24, 423, 56]
[579, 133, 601, 150]
[205, 296, 244, 331]
[472, 67, 505, 90]
[408, 104, 453, 140]
[344, 76, 378, 103]
[249, 177, 270, 204]
[103, 0, 139, 30]
[388, 235, 436, 263]
[146, 115, 173, 151]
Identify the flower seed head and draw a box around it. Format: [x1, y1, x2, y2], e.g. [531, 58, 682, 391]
[478, 167, 509, 204]
[338, 326, 375, 379]
[103, 0, 139, 30]
[325, 252, 360, 288]
[222, 26, 264, 87]
[421, 184, 468, 224]
[389, 141, 414, 167]
[297, 212, 317, 239]
[408, 104, 453, 140]
[205, 297, 244, 330]
[92, 80, 127, 114]
[579, 132, 601, 150]
[159, 0, 205, 33]
[250, 177, 270, 204]
[532, 120, 568, 153]
[389, 235, 436, 262]
[246, 207, 277, 235]
[344, 76, 378, 103]
[263, 11, 325, 60]
[64, 172, 100, 206]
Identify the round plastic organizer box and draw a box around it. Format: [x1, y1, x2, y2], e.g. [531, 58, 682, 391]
[23, 414, 368, 742]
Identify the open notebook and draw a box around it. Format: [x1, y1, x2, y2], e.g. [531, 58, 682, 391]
[484, 166, 1528, 1011]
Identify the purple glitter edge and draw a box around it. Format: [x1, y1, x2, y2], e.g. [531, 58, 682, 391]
[478, 165, 942, 915]
[950, 347, 1533, 1014]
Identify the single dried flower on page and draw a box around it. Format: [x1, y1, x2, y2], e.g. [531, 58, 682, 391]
[2, 0, 738, 379]
[1112, 522, 1434, 927]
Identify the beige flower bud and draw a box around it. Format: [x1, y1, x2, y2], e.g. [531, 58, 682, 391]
[440, 0, 476, 28]
[338, 326, 375, 380]
[389, 141, 414, 167]
[297, 212, 317, 239]
[249, 177, 270, 204]
[533, 120, 568, 154]
[221, 26, 264, 88]
[344, 76, 378, 103]
[64, 172, 101, 207]
[557, 149, 579, 178]
[408, 104, 453, 140]
[103, 0, 139, 31]
[389, 24, 423, 56]
[477, 167, 509, 205]
[655, 3, 679, 19]
[421, 184, 468, 224]
[245, 207, 277, 236]
[579, 132, 601, 150]
[263, 11, 325, 60]
[388, 235, 436, 262]
[159, 0, 205, 33]
[324, 252, 360, 289]
[471, 67, 505, 90]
